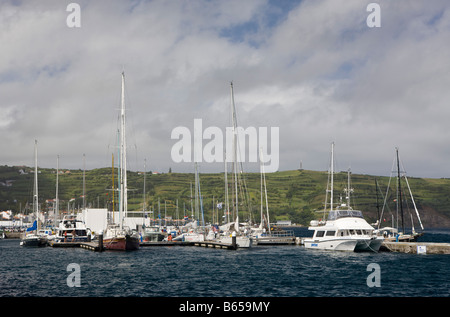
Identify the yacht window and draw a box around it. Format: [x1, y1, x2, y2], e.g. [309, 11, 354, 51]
[326, 231, 336, 236]
[356, 230, 362, 235]
[316, 231, 325, 237]
[349, 230, 355, 235]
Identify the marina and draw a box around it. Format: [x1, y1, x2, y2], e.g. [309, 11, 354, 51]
[15, 226, 449, 255]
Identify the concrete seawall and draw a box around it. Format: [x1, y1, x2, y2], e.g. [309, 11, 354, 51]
[382, 241, 450, 254]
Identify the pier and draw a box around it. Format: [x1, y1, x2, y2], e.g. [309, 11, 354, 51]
[140, 241, 194, 247]
[48, 238, 237, 251]
[381, 241, 450, 254]
[48, 240, 104, 252]
[193, 240, 237, 250]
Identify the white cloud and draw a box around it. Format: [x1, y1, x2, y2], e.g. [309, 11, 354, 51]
[1, 0, 449, 177]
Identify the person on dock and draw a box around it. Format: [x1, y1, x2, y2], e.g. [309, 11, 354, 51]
[72, 229, 76, 242]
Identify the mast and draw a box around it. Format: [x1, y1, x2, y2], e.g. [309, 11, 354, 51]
[82, 154, 86, 210]
[56, 155, 59, 226]
[345, 168, 353, 209]
[34, 140, 39, 232]
[194, 163, 200, 225]
[260, 148, 270, 231]
[224, 152, 230, 224]
[330, 142, 334, 212]
[375, 178, 380, 223]
[119, 71, 128, 230]
[396, 147, 405, 233]
[230, 82, 239, 232]
[112, 153, 115, 218]
[143, 158, 146, 214]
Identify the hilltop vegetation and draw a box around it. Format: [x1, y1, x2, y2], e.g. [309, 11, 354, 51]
[1, 165, 450, 228]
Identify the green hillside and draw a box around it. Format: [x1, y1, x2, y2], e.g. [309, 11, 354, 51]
[1, 165, 450, 228]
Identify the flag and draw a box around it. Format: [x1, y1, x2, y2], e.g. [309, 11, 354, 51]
[26, 220, 37, 232]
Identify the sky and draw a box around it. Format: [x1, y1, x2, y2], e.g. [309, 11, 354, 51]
[1, 0, 450, 178]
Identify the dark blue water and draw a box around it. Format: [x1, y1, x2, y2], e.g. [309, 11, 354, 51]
[1, 228, 449, 298]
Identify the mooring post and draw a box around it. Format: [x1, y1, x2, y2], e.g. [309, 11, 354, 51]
[98, 231, 103, 252]
[232, 231, 237, 250]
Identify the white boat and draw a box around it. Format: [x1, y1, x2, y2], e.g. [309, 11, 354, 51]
[304, 143, 383, 252]
[103, 72, 140, 251]
[174, 231, 206, 242]
[142, 225, 165, 242]
[217, 233, 253, 248]
[55, 214, 91, 242]
[20, 140, 47, 247]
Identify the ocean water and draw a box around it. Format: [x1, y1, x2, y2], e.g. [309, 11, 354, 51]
[1, 228, 449, 300]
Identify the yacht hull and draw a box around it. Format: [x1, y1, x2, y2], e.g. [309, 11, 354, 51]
[304, 238, 357, 251]
[20, 236, 47, 247]
[355, 237, 384, 252]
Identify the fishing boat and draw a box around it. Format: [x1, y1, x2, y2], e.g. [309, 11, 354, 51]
[304, 143, 383, 252]
[376, 147, 425, 243]
[103, 72, 140, 251]
[20, 140, 47, 247]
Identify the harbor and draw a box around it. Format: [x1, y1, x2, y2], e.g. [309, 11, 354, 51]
[2, 228, 450, 298]
[14, 225, 447, 255]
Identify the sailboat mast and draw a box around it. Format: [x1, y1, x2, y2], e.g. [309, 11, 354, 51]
[143, 158, 146, 214]
[396, 147, 405, 233]
[330, 142, 334, 212]
[260, 148, 270, 231]
[83, 153, 86, 210]
[34, 140, 39, 231]
[224, 152, 230, 224]
[230, 82, 239, 232]
[56, 155, 59, 225]
[119, 71, 128, 229]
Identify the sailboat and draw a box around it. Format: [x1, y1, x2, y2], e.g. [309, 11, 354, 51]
[20, 140, 47, 247]
[103, 72, 140, 251]
[250, 149, 296, 245]
[216, 82, 252, 248]
[376, 147, 424, 242]
[304, 143, 383, 252]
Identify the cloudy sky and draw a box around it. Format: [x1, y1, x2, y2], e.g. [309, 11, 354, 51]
[1, 0, 450, 178]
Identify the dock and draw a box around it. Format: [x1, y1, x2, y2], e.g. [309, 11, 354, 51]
[193, 240, 237, 250]
[48, 239, 237, 251]
[48, 240, 104, 252]
[140, 241, 194, 247]
[381, 241, 450, 254]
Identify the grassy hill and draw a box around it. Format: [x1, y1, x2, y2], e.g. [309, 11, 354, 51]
[1, 165, 450, 228]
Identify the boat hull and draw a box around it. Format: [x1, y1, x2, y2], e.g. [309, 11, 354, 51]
[355, 237, 384, 252]
[20, 236, 47, 247]
[218, 235, 253, 248]
[104, 235, 140, 251]
[304, 238, 357, 251]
